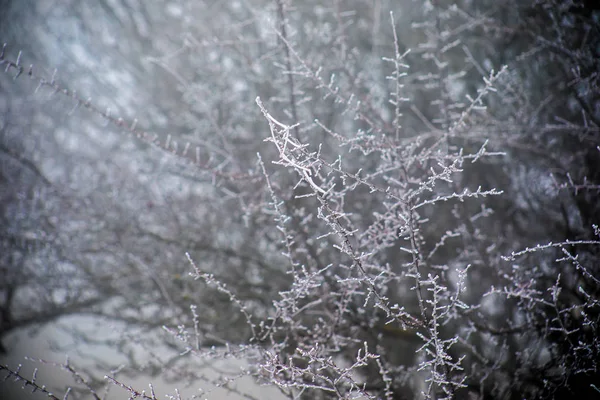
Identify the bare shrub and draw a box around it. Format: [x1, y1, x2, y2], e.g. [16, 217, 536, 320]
[1, 0, 599, 399]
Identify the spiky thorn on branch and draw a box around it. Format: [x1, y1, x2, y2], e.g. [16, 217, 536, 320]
[23, 356, 102, 400]
[0, 43, 257, 182]
[1, 363, 66, 400]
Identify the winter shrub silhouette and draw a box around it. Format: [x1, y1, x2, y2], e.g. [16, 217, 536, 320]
[1, 1, 599, 399]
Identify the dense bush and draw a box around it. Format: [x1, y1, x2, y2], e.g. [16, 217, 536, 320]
[1, 0, 599, 399]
